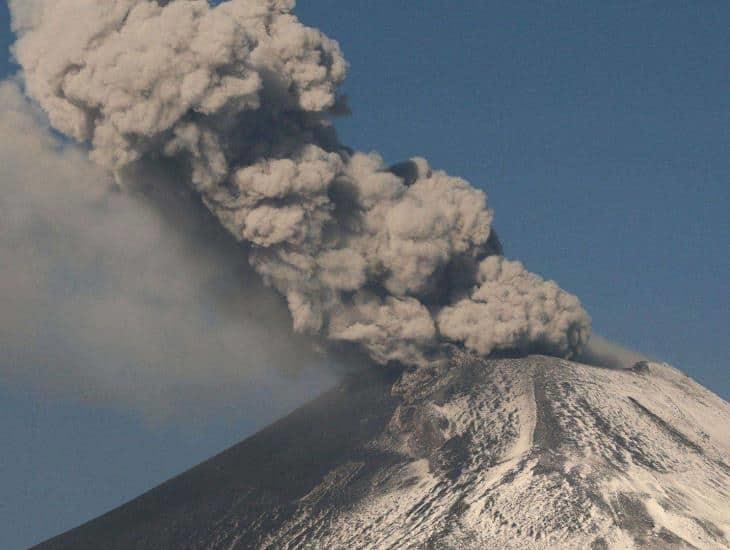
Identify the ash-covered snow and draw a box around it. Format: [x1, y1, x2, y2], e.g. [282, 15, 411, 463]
[36, 354, 730, 550]
[297, 355, 730, 549]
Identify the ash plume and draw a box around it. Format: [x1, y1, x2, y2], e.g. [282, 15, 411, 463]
[577, 334, 650, 371]
[9, 0, 591, 367]
[0, 80, 334, 416]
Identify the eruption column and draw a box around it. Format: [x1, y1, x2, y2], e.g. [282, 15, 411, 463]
[9, 0, 591, 366]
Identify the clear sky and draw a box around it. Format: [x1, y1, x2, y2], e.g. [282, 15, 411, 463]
[1, 2, 728, 548]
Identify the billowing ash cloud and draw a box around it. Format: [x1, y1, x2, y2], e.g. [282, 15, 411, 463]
[9, 0, 591, 366]
[0, 80, 335, 417]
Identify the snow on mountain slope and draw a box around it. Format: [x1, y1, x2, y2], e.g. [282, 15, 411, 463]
[36, 354, 730, 549]
[301, 355, 730, 549]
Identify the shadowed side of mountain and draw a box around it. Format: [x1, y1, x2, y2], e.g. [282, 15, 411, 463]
[34, 366, 401, 550]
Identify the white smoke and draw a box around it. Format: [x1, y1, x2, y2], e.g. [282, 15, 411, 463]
[9, 0, 592, 367]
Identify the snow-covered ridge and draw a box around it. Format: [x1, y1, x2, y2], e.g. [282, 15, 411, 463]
[36, 354, 730, 549]
[314, 354, 730, 549]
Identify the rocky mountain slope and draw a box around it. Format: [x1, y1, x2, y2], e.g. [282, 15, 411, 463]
[35, 353, 730, 549]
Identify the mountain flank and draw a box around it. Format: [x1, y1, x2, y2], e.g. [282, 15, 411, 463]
[36, 354, 730, 549]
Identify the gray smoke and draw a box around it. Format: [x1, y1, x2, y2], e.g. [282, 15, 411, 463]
[0, 80, 334, 417]
[9, 0, 591, 367]
[577, 334, 650, 371]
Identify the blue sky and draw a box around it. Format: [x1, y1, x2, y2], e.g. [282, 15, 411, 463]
[1, 2, 728, 548]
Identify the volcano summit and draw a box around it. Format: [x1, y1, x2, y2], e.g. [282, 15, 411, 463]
[36, 353, 730, 549]
[6, 2, 728, 549]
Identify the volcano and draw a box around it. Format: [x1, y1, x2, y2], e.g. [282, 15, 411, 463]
[35, 353, 729, 549]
